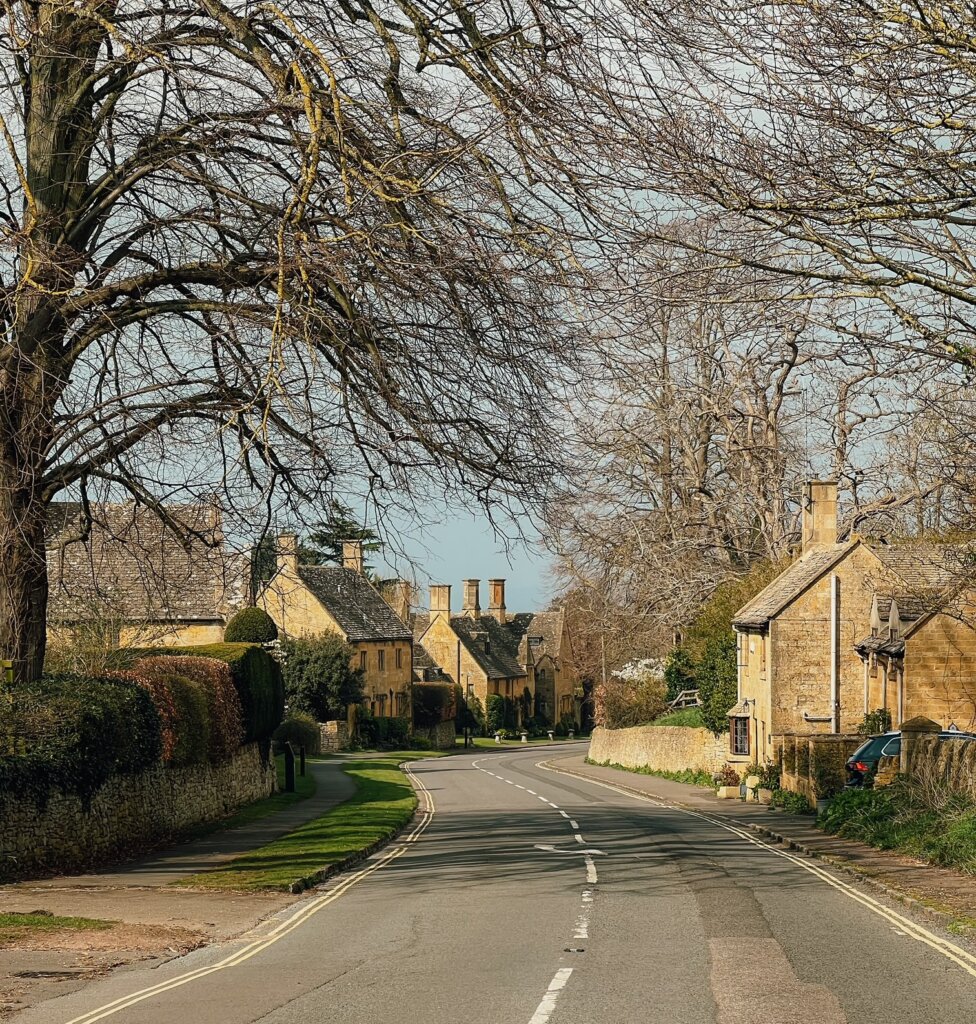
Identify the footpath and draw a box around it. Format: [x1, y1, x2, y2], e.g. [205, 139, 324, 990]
[546, 754, 976, 934]
[0, 758, 354, 1018]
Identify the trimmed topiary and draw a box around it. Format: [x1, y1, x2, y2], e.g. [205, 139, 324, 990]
[224, 607, 279, 644]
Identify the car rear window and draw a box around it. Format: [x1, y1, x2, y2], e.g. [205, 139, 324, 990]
[880, 737, 901, 757]
[851, 736, 889, 760]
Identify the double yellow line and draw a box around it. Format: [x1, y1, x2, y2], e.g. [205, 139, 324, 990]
[538, 759, 976, 980]
[64, 763, 436, 1024]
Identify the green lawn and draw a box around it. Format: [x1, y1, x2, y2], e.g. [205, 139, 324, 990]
[0, 912, 113, 945]
[464, 735, 584, 749]
[174, 753, 425, 891]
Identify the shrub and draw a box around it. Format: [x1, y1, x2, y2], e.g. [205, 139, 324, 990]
[0, 675, 161, 807]
[653, 707, 705, 728]
[486, 694, 505, 734]
[810, 742, 846, 799]
[772, 788, 813, 815]
[413, 684, 453, 728]
[357, 706, 378, 746]
[126, 643, 284, 743]
[224, 607, 279, 643]
[273, 713, 321, 755]
[856, 708, 893, 736]
[376, 716, 410, 749]
[279, 633, 363, 722]
[595, 661, 668, 729]
[134, 656, 244, 762]
[410, 737, 432, 751]
[717, 763, 740, 787]
[757, 763, 781, 790]
[663, 646, 695, 703]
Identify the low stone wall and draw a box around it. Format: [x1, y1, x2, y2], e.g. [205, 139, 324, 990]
[320, 720, 351, 752]
[774, 733, 862, 807]
[0, 742, 275, 881]
[587, 725, 729, 774]
[413, 721, 456, 750]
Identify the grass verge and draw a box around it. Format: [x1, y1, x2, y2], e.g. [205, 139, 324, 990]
[585, 757, 714, 788]
[0, 912, 113, 945]
[819, 781, 976, 873]
[174, 753, 423, 891]
[650, 708, 706, 728]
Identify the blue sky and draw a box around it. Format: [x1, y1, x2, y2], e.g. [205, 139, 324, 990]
[378, 509, 555, 613]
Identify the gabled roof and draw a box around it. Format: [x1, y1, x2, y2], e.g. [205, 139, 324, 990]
[870, 544, 960, 592]
[47, 501, 244, 624]
[297, 565, 412, 642]
[733, 543, 857, 629]
[450, 615, 526, 680]
[507, 608, 566, 666]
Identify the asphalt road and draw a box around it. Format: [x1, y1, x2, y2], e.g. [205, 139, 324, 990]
[15, 744, 976, 1024]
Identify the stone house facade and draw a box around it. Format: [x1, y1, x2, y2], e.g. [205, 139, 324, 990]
[414, 579, 579, 726]
[46, 501, 246, 649]
[258, 537, 413, 716]
[731, 480, 974, 765]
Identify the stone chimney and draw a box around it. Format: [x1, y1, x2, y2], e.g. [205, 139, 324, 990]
[277, 532, 298, 574]
[488, 578, 507, 623]
[430, 583, 451, 620]
[460, 578, 481, 619]
[801, 480, 838, 553]
[342, 539, 364, 574]
[380, 578, 412, 621]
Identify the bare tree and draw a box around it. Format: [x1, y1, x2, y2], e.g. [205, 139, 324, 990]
[0, 0, 621, 681]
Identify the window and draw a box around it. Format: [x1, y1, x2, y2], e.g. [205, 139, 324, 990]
[731, 717, 750, 756]
[378, 649, 386, 671]
[360, 650, 367, 671]
[395, 648, 403, 669]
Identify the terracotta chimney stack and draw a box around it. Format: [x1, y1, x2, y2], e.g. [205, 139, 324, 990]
[430, 583, 451, 620]
[801, 480, 838, 553]
[342, 539, 364, 574]
[488, 578, 507, 623]
[461, 579, 481, 619]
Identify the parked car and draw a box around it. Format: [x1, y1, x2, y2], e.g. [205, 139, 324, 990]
[845, 728, 976, 788]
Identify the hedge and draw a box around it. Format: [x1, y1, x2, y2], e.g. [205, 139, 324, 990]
[273, 713, 321, 755]
[224, 607, 279, 643]
[0, 674, 161, 808]
[125, 643, 284, 743]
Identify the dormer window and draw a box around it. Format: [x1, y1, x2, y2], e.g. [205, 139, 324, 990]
[529, 636, 543, 647]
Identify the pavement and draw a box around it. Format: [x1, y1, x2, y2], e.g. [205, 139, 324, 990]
[0, 758, 355, 1019]
[8, 742, 976, 1023]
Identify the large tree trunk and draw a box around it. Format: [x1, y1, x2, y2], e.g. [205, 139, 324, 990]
[0, 353, 54, 684]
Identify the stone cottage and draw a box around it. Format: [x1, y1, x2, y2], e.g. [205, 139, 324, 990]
[414, 579, 579, 726]
[46, 501, 246, 648]
[258, 536, 413, 715]
[731, 480, 971, 764]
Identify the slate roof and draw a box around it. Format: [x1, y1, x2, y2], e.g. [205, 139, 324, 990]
[733, 543, 856, 629]
[871, 545, 959, 592]
[46, 501, 244, 623]
[450, 615, 526, 680]
[297, 565, 412, 642]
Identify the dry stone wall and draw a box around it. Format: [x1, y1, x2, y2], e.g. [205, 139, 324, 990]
[0, 742, 275, 881]
[588, 725, 730, 774]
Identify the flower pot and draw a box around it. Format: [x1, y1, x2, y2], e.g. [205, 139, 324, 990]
[758, 788, 774, 805]
[816, 797, 831, 815]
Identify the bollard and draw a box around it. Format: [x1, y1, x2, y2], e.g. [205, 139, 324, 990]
[299, 744, 306, 777]
[547, 730, 554, 741]
[284, 742, 296, 793]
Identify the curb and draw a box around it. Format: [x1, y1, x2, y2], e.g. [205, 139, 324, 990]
[545, 760, 970, 936]
[287, 804, 419, 894]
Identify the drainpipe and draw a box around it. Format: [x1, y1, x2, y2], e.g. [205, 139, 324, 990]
[830, 574, 840, 733]
[863, 658, 869, 716]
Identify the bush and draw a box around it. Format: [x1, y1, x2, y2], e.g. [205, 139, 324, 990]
[273, 713, 321, 755]
[772, 788, 813, 815]
[376, 716, 410, 749]
[133, 656, 244, 762]
[413, 684, 453, 728]
[126, 643, 284, 743]
[278, 633, 363, 722]
[857, 708, 893, 736]
[486, 694, 505, 734]
[410, 737, 432, 751]
[594, 661, 668, 729]
[652, 707, 705, 728]
[224, 607, 279, 643]
[810, 742, 846, 799]
[717, 764, 740, 787]
[663, 646, 695, 703]
[0, 674, 161, 807]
